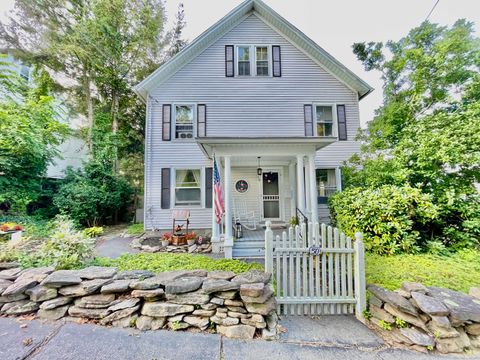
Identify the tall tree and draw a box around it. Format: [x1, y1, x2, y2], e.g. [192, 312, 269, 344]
[167, 3, 187, 57]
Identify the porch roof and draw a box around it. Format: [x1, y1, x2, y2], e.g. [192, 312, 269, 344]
[196, 136, 336, 158]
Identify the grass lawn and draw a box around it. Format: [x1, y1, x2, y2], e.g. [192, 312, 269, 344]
[366, 250, 480, 293]
[92, 253, 263, 274]
[127, 223, 144, 235]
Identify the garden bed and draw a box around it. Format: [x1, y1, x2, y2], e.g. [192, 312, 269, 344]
[131, 233, 212, 254]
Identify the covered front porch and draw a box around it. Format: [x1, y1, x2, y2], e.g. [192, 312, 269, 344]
[196, 137, 336, 258]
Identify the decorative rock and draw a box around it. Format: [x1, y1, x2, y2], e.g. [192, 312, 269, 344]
[107, 298, 140, 312]
[136, 315, 152, 330]
[152, 317, 166, 330]
[244, 298, 276, 316]
[215, 311, 227, 319]
[42, 270, 82, 288]
[384, 303, 427, 330]
[131, 288, 165, 300]
[401, 282, 428, 294]
[207, 271, 236, 280]
[188, 245, 197, 253]
[168, 321, 189, 330]
[214, 291, 237, 300]
[0, 262, 19, 270]
[227, 306, 247, 314]
[77, 266, 117, 280]
[428, 287, 480, 325]
[0, 293, 27, 303]
[2, 278, 38, 296]
[470, 335, 480, 349]
[469, 287, 480, 300]
[217, 324, 255, 339]
[224, 299, 243, 307]
[436, 337, 467, 354]
[201, 303, 217, 310]
[59, 279, 112, 297]
[202, 279, 239, 294]
[193, 309, 215, 317]
[210, 315, 239, 326]
[399, 328, 434, 347]
[99, 305, 140, 325]
[37, 305, 69, 320]
[2, 300, 39, 315]
[141, 302, 194, 317]
[165, 277, 204, 294]
[241, 285, 274, 304]
[262, 327, 277, 340]
[183, 315, 209, 329]
[69, 305, 110, 319]
[0, 279, 13, 293]
[228, 311, 250, 319]
[370, 304, 395, 323]
[210, 297, 224, 305]
[231, 270, 271, 285]
[216, 307, 228, 313]
[114, 270, 154, 280]
[241, 314, 266, 328]
[17, 267, 55, 283]
[130, 279, 160, 290]
[240, 283, 264, 298]
[40, 296, 73, 310]
[427, 321, 459, 338]
[466, 323, 480, 336]
[168, 314, 184, 322]
[266, 312, 278, 330]
[430, 315, 451, 329]
[367, 285, 418, 316]
[369, 294, 383, 308]
[0, 268, 22, 281]
[112, 315, 137, 328]
[101, 280, 131, 294]
[411, 292, 449, 316]
[25, 285, 57, 302]
[75, 294, 115, 308]
[396, 289, 411, 299]
[166, 290, 210, 305]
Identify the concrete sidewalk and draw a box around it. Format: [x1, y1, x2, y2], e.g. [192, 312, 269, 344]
[0, 316, 467, 360]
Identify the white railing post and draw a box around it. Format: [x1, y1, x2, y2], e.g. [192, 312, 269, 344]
[265, 220, 274, 274]
[354, 232, 366, 322]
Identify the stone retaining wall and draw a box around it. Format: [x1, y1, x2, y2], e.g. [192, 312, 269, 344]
[367, 283, 480, 354]
[0, 263, 277, 340]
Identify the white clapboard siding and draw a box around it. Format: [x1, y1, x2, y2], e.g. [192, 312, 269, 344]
[145, 14, 362, 230]
[265, 221, 366, 319]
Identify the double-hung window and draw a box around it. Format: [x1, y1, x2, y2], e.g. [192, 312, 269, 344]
[174, 104, 195, 140]
[316, 169, 337, 204]
[175, 169, 201, 206]
[237, 46, 251, 76]
[315, 105, 335, 137]
[255, 46, 269, 76]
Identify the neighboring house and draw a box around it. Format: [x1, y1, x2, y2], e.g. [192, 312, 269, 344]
[135, 0, 373, 258]
[1, 52, 88, 179]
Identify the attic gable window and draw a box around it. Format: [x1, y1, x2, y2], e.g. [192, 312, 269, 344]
[235, 45, 271, 77]
[237, 46, 251, 76]
[255, 46, 269, 76]
[174, 104, 195, 140]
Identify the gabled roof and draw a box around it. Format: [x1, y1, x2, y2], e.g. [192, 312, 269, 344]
[134, 0, 373, 100]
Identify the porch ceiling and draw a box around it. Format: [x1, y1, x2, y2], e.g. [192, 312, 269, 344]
[196, 137, 336, 158]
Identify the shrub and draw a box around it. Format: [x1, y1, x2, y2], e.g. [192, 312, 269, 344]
[54, 161, 133, 226]
[83, 226, 104, 238]
[329, 185, 438, 255]
[18, 215, 94, 269]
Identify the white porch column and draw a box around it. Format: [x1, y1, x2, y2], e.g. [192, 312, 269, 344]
[296, 154, 306, 213]
[308, 153, 319, 223]
[305, 163, 311, 217]
[211, 157, 220, 253]
[224, 155, 233, 258]
[288, 162, 296, 220]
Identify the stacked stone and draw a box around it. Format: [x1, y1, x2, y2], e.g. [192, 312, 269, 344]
[0, 263, 277, 340]
[367, 283, 480, 354]
[131, 236, 212, 254]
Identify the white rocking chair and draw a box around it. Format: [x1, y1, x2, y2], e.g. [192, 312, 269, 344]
[233, 198, 257, 231]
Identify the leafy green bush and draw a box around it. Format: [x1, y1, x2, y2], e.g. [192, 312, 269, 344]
[366, 250, 480, 292]
[330, 185, 438, 254]
[83, 226, 104, 238]
[18, 215, 94, 269]
[127, 223, 144, 235]
[91, 253, 263, 274]
[54, 161, 132, 226]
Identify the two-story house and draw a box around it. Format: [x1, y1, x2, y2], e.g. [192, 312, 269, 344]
[134, 0, 373, 258]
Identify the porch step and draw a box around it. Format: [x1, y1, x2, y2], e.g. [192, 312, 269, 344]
[232, 239, 265, 258]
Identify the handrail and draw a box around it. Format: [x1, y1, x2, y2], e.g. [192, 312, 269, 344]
[296, 208, 309, 236]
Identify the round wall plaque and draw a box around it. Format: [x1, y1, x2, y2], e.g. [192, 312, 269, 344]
[235, 179, 249, 193]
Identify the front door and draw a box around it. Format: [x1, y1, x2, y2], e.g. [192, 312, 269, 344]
[262, 170, 281, 220]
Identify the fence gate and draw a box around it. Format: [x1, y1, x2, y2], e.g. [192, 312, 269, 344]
[264, 222, 366, 319]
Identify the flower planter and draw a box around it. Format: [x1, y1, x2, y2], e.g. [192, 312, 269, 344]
[187, 239, 196, 246]
[171, 235, 187, 246]
[161, 240, 170, 247]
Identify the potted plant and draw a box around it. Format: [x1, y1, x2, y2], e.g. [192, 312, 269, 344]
[186, 232, 197, 246]
[289, 216, 299, 227]
[161, 232, 172, 247]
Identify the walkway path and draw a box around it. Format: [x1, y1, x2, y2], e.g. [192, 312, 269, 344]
[0, 316, 466, 360]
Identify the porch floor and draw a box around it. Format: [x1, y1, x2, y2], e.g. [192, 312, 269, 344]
[232, 225, 287, 258]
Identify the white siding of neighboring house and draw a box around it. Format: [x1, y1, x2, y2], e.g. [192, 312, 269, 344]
[144, 13, 362, 229]
[46, 136, 89, 179]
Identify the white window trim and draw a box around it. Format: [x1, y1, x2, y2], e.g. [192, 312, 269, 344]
[171, 167, 205, 209]
[172, 103, 197, 142]
[313, 103, 338, 138]
[235, 45, 272, 77]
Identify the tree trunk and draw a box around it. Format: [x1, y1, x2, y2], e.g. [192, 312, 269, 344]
[83, 69, 94, 154]
[111, 91, 119, 172]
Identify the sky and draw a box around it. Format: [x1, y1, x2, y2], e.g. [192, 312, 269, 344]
[1, 0, 479, 127]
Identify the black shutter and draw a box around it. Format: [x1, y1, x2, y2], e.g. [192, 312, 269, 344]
[205, 167, 213, 208]
[337, 104, 347, 140]
[225, 45, 234, 77]
[162, 104, 171, 141]
[161, 168, 171, 209]
[304, 104, 314, 136]
[272, 45, 281, 77]
[197, 104, 206, 137]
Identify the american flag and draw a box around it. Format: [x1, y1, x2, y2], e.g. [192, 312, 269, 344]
[213, 156, 225, 224]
